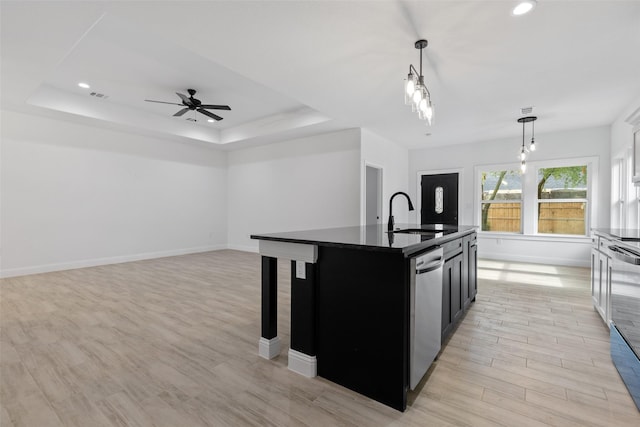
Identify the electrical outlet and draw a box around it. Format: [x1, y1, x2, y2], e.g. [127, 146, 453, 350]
[296, 261, 306, 280]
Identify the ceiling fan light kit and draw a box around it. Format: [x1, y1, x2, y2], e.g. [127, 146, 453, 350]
[145, 88, 231, 122]
[404, 39, 434, 126]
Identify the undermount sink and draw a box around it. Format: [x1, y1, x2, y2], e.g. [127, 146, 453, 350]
[390, 228, 439, 236]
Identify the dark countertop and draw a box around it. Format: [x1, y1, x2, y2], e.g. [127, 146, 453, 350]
[250, 224, 477, 256]
[592, 228, 640, 241]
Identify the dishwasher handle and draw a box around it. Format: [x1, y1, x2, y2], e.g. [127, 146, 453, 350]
[416, 257, 444, 274]
[610, 245, 640, 265]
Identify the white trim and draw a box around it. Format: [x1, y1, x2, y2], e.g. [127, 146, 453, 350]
[0, 244, 227, 278]
[474, 156, 598, 236]
[478, 253, 590, 268]
[258, 337, 281, 360]
[416, 168, 464, 225]
[474, 163, 523, 232]
[227, 244, 258, 253]
[257, 241, 317, 263]
[287, 349, 317, 378]
[478, 232, 590, 244]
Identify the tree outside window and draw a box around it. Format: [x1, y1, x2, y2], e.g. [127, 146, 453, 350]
[480, 170, 522, 232]
[537, 166, 588, 235]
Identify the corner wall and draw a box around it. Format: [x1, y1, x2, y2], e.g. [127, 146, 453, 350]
[0, 110, 228, 277]
[360, 129, 410, 224]
[226, 128, 362, 251]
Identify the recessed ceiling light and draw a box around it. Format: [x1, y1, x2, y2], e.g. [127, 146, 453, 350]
[78, 82, 90, 89]
[207, 119, 215, 123]
[512, 0, 536, 16]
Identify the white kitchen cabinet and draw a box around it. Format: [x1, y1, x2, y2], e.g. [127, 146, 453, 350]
[591, 233, 611, 325]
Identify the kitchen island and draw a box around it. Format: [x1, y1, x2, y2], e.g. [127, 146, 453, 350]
[250, 224, 477, 411]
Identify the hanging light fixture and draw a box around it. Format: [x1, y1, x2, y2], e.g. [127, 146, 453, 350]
[404, 39, 433, 126]
[517, 116, 537, 172]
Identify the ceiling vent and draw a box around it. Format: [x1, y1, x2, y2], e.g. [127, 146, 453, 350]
[520, 106, 534, 115]
[89, 92, 109, 99]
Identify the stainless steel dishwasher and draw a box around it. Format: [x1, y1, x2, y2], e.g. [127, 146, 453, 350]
[410, 247, 444, 390]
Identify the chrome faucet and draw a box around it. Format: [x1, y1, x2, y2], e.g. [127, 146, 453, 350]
[388, 191, 415, 232]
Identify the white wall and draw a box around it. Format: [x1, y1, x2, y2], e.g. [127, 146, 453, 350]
[409, 126, 611, 266]
[610, 95, 640, 229]
[227, 128, 361, 251]
[360, 129, 410, 225]
[1, 110, 228, 277]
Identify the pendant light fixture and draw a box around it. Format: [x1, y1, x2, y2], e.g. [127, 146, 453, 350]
[517, 116, 537, 172]
[404, 39, 434, 125]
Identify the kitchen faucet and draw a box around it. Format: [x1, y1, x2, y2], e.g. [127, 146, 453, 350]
[388, 191, 415, 232]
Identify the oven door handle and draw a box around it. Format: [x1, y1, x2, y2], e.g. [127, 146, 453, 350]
[609, 245, 640, 265]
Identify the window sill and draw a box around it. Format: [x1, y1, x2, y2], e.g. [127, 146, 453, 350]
[478, 232, 591, 244]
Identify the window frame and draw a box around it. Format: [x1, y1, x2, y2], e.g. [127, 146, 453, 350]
[476, 157, 598, 238]
[478, 168, 523, 234]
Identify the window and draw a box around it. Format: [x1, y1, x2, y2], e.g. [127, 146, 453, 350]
[477, 158, 596, 237]
[480, 170, 522, 232]
[537, 165, 587, 235]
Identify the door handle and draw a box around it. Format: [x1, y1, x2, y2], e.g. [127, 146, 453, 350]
[609, 245, 640, 265]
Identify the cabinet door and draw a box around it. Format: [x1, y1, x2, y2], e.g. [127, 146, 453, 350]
[591, 247, 599, 307]
[462, 236, 470, 308]
[604, 254, 611, 325]
[442, 258, 453, 341]
[469, 243, 477, 301]
[598, 252, 606, 308]
[450, 253, 464, 325]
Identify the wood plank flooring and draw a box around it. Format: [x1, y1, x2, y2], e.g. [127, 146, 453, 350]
[1, 251, 639, 426]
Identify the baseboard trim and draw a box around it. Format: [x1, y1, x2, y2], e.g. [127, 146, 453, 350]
[478, 253, 590, 268]
[0, 245, 227, 278]
[288, 349, 317, 378]
[258, 337, 281, 360]
[227, 244, 258, 253]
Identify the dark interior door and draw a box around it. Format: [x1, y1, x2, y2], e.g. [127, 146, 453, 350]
[421, 173, 458, 225]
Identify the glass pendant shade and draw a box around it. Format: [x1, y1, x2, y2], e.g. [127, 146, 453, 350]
[405, 75, 415, 96]
[530, 138, 536, 151]
[418, 98, 427, 114]
[412, 87, 423, 105]
[521, 160, 527, 172]
[425, 102, 433, 125]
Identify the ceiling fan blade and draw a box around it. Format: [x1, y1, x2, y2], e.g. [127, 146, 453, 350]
[176, 92, 193, 106]
[197, 108, 223, 121]
[173, 108, 190, 117]
[199, 104, 231, 111]
[145, 100, 183, 106]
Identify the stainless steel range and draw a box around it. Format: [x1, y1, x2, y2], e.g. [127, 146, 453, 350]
[609, 239, 640, 410]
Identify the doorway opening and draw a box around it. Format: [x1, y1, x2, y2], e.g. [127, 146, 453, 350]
[365, 165, 383, 226]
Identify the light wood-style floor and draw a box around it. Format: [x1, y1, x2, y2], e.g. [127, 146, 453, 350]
[1, 251, 639, 426]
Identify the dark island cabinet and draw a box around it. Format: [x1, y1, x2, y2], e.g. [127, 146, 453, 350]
[442, 252, 463, 340]
[441, 238, 463, 341]
[250, 225, 478, 412]
[441, 232, 477, 342]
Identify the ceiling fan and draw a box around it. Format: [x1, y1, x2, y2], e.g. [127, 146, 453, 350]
[145, 89, 231, 121]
